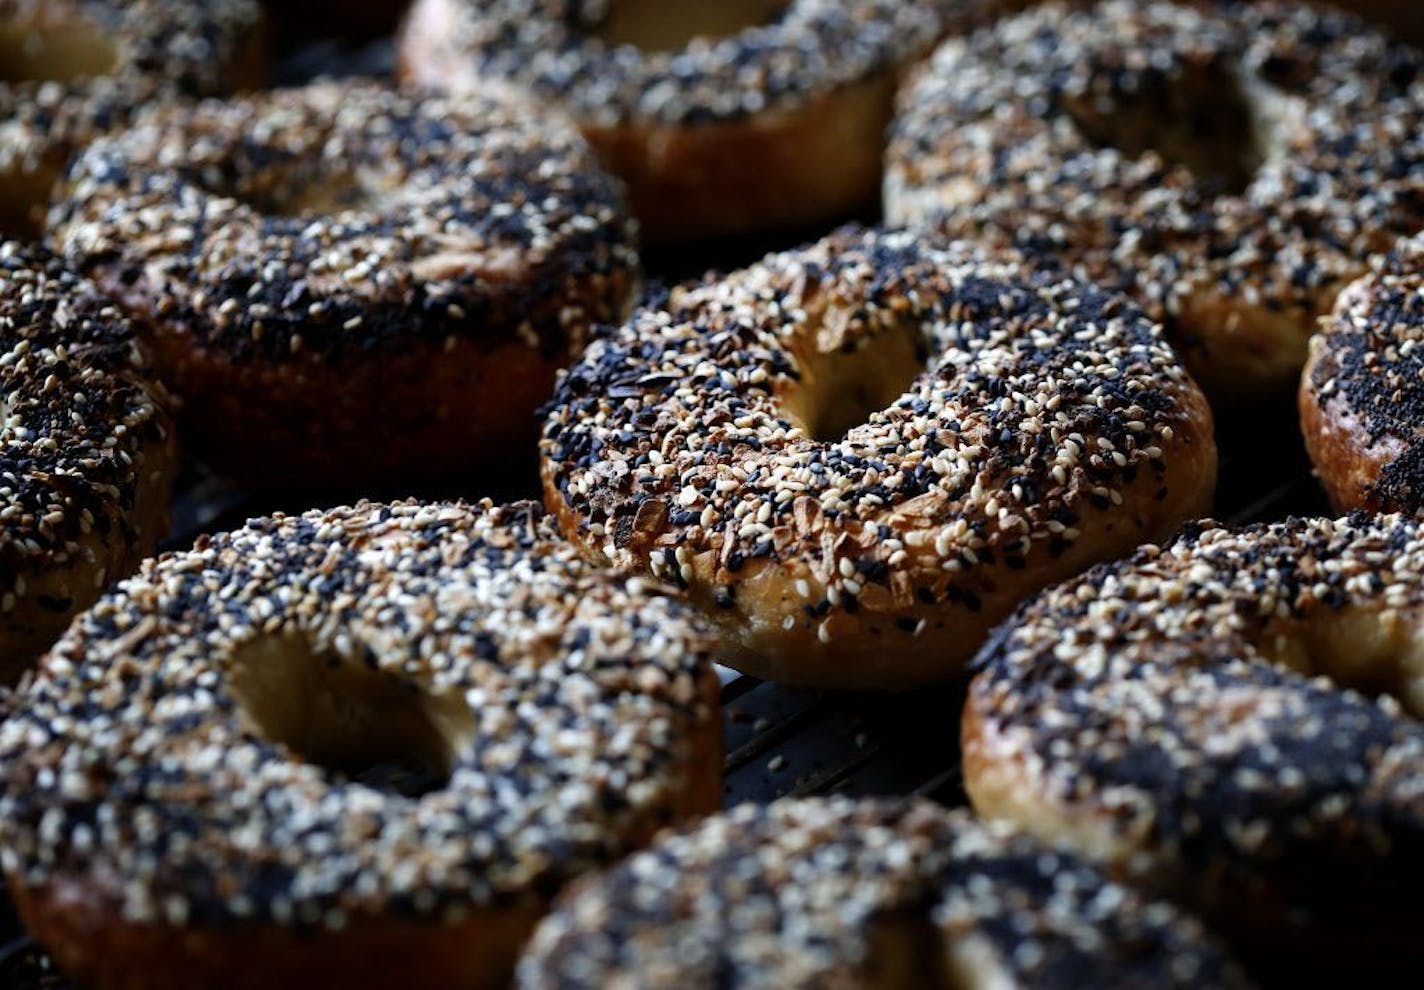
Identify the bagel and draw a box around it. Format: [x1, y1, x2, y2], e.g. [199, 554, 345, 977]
[400, 0, 974, 243]
[886, 0, 1424, 400]
[48, 81, 638, 488]
[541, 227, 1216, 689]
[1301, 233, 1424, 513]
[0, 241, 176, 683]
[965, 514, 1424, 973]
[0, 0, 265, 237]
[0, 499, 721, 990]
[518, 798, 1250, 989]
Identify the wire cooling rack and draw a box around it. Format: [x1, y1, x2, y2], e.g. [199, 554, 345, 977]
[0, 29, 1341, 990]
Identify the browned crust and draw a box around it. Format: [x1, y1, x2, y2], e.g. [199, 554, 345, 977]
[676, 662, 728, 820]
[396, 0, 907, 244]
[225, 12, 271, 92]
[12, 878, 547, 990]
[1175, 279, 1352, 402]
[960, 688, 1145, 874]
[89, 265, 628, 488]
[147, 327, 563, 487]
[582, 74, 894, 243]
[0, 156, 69, 241]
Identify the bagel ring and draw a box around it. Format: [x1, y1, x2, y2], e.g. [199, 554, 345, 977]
[48, 81, 639, 488]
[0, 499, 721, 990]
[966, 514, 1424, 971]
[886, 0, 1424, 399]
[541, 227, 1216, 689]
[400, 0, 971, 242]
[518, 798, 1250, 989]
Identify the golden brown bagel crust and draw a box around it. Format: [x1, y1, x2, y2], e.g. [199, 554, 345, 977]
[13, 881, 544, 990]
[541, 228, 1216, 689]
[0, 500, 722, 990]
[399, 0, 979, 243]
[0, 0, 265, 237]
[886, 0, 1424, 401]
[1300, 234, 1424, 514]
[518, 799, 1251, 989]
[48, 82, 638, 488]
[0, 241, 176, 684]
[965, 515, 1424, 969]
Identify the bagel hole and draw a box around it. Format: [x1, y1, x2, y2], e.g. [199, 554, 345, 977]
[588, 0, 788, 52]
[1258, 609, 1424, 719]
[0, 8, 118, 83]
[780, 321, 928, 442]
[229, 634, 475, 798]
[197, 162, 384, 219]
[1065, 59, 1269, 195]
